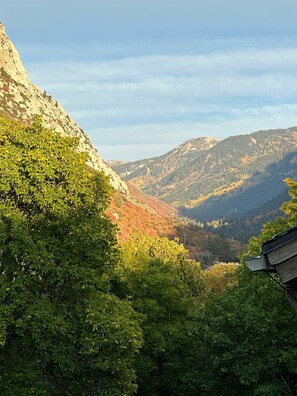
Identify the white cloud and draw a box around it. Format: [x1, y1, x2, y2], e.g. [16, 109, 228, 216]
[94, 104, 297, 160]
[22, 43, 297, 160]
[27, 47, 297, 81]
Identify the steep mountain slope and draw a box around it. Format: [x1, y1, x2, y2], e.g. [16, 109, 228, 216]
[114, 129, 297, 206]
[0, 22, 127, 193]
[208, 189, 289, 242]
[113, 137, 219, 189]
[107, 184, 243, 264]
[113, 129, 297, 239]
[181, 149, 297, 218]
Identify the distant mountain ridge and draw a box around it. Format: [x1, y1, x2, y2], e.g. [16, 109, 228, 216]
[112, 128, 297, 240]
[114, 137, 219, 189]
[0, 22, 128, 193]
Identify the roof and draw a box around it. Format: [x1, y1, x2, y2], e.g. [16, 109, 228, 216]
[262, 225, 297, 255]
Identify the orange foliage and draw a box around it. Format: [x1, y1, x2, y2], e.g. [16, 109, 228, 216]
[106, 185, 245, 263]
[107, 186, 176, 243]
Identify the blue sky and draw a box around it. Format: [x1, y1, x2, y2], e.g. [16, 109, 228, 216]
[2, 1, 297, 160]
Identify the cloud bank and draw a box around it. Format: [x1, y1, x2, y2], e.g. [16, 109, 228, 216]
[21, 40, 297, 160]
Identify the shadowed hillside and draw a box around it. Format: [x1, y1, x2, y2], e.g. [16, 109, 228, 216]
[113, 128, 297, 240]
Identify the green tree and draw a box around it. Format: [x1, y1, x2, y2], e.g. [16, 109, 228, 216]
[190, 267, 297, 396]
[246, 178, 297, 257]
[0, 116, 142, 395]
[118, 233, 205, 395]
[183, 178, 297, 395]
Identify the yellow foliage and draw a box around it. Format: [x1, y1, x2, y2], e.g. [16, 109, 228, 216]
[188, 175, 250, 208]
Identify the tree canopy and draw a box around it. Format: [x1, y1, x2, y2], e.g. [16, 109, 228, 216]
[246, 178, 297, 257]
[118, 233, 205, 395]
[1, 115, 297, 395]
[183, 178, 297, 396]
[0, 116, 142, 395]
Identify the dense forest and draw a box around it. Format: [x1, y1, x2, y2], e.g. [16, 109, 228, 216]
[1, 116, 297, 395]
[205, 189, 289, 242]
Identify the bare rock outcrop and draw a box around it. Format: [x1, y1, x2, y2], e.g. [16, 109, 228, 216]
[0, 22, 128, 194]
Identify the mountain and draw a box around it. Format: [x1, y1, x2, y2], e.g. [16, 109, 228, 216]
[114, 137, 219, 189]
[207, 189, 289, 242]
[0, 22, 127, 193]
[107, 184, 243, 265]
[0, 22, 244, 262]
[181, 148, 297, 218]
[112, 129, 297, 240]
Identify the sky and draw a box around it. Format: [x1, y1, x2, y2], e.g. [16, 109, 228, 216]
[2, 1, 297, 161]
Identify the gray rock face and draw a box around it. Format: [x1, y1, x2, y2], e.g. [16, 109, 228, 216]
[0, 22, 128, 194]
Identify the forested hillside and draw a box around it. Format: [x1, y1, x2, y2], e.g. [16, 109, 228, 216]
[113, 129, 297, 207]
[112, 137, 219, 189]
[113, 128, 297, 241]
[206, 189, 289, 241]
[107, 184, 243, 264]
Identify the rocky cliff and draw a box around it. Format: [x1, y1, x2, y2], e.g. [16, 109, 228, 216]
[0, 22, 128, 193]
